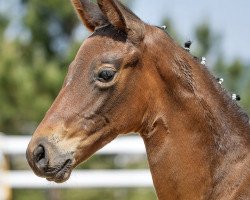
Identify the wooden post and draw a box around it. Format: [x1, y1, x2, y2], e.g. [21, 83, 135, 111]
[0, 133, 12, 200]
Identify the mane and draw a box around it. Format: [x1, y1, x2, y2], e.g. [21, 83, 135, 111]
[90, 24, 127, 42]
[187, 46, 250, 125]
[147, 25, 250, 133]
[188, 43, 250, 126]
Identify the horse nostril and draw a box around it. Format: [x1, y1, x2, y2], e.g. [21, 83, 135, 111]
[34, 145, 45, 162]
[33, 145, 47, 170]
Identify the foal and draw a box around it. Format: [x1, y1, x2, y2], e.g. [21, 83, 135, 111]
[26, 0, 250, 199]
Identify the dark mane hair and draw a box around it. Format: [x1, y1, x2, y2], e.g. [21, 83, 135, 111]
[91, 24, 127, 42]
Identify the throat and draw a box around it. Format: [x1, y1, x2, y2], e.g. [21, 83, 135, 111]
[141, 112, 215, 200]
[139, 69, 250, 199]
[141, 110, 249, 199]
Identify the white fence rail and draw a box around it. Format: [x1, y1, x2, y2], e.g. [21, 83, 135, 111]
[0, 170, 152, 188]
[0, 135, 146, 155]
[0, 134, 153, 189]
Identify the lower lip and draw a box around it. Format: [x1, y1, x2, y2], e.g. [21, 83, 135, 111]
[47, 160, 72, 183]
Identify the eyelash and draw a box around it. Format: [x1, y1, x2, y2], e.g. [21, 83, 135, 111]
[97, 69, 116, 82]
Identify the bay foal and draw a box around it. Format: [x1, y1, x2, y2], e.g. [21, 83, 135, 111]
[26, 0, 250, 199]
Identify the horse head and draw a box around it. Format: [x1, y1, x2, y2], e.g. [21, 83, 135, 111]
[26, 0, 164, 183]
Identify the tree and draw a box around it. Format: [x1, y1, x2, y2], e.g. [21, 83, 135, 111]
[0, 0, 78, 133]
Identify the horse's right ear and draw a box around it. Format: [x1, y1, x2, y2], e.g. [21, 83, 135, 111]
[71, 0, 108, 32]
[97, 0, 145, 44]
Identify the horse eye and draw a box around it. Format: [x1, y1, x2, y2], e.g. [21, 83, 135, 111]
[97, 69, 116, 82]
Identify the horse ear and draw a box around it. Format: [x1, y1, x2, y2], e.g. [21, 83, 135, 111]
[97, 0, 145, 44]
[71, 0, 109, 32]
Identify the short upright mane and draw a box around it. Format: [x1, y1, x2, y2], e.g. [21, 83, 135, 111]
[147, 25, 249, 128]
[91, 24, 127, 42]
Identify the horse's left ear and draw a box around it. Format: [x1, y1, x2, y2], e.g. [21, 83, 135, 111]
[97, 0, 145, 44]
[71, 0, 109, 32]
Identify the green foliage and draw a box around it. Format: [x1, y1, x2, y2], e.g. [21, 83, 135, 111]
[23, 0, 78, 59]
[61, 188, 156, 200]
[195, 22, 214, 57]
[214, 57, 250, 114]
[0, 15, 8, 33]
[13, 188, 156, 200]
[0, 0, 76, 133]
[161, 18, 181, 42]
[13, 189, 46, 200]
[0, 38, 66, 133]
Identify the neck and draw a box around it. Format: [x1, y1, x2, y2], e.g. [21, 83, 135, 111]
[140, 30, 250, 199]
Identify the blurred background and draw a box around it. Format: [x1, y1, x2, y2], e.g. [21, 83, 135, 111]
[0, 0, 249, 199]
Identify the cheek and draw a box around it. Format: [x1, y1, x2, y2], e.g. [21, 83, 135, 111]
[118, 98, 147, 132]
[102, 90, 148, 133]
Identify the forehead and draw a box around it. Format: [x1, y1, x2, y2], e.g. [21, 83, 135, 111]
[76, 25, 129, 62]
[91, 24, 127, 42]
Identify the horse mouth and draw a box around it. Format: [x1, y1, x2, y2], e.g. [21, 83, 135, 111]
[46, 159, 72, 183]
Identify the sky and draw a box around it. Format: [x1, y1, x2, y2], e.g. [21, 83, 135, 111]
[132, 0, 250, 63]
[1, 0, 250, 64]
